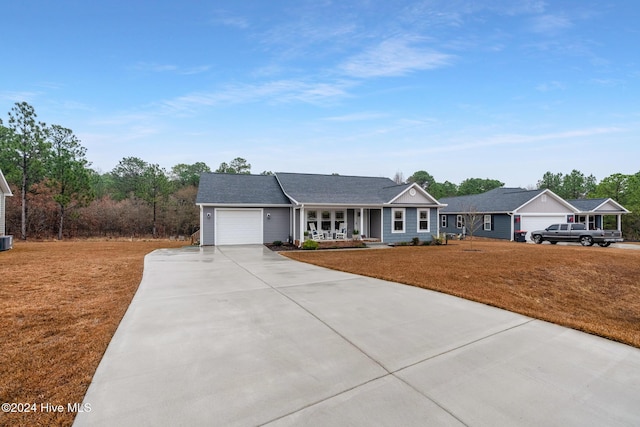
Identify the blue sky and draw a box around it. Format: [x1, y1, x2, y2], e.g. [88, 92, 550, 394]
[1, 0, 638, 187]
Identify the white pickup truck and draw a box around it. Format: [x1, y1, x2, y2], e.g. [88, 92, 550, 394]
[530, 223, 623, 247]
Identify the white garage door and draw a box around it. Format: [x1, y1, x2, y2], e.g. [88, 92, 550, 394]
[216, 209, 263, 245]
[520, 216, 567, 242]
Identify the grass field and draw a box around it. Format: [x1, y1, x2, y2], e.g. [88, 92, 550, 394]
[1, 239, 638, 426]
[0, 240, 185, 427]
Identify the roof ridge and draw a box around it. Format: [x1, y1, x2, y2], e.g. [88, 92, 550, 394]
[276, 172, 393, 180]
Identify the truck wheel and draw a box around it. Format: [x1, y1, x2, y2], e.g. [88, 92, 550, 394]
[532, 234, 543, 244]
[598, 242, 611, 247]
[580, 236, 594, 246]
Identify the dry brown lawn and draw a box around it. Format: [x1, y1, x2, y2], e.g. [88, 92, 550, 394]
[284, 240, 640, 348]
[0, 240, 185, 427]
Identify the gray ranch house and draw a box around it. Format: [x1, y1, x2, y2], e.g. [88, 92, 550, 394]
[440, 187, 628, 242]
[196, 172, 444, 246]
[0, 168, 13, 250]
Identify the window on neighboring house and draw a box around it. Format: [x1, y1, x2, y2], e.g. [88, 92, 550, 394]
[417, 209, 430, 232]
[483, 214, 492, 231]
[456, 215, 464, 229]
[441, 215, 447, 228]
[392, 208, 405, 233]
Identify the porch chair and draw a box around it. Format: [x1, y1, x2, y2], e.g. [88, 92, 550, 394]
[335, 223, 348, 240]
[309, 223, 325, 241]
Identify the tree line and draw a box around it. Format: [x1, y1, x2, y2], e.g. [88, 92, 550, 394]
[0, 102, 256, 240]
[2, 102, 638, 240]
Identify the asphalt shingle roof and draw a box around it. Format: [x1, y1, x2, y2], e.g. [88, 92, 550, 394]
[275, 172, 410, 204]
[196, 173, 290, 205]
[440, 187, 545, 213]
[566, 198, 608, 211]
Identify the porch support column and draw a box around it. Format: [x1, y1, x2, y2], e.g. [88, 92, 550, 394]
[586, 214, 590, 229]
[617, 214, 621, 231]
[359, 207, 364, 240]
[299, 206, 305, 246]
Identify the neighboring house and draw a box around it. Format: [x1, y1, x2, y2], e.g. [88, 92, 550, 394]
[566, 198, 630, 231]
[0, 168, 14, 250]
[196, 172, 444, 246]
[440, 187, 629, 242]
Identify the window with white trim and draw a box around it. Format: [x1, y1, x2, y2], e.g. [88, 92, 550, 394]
[321, 210, 331, 232]
[441, 215, 447, 228]
[417, 209, 430, 232]
[483, 214, 492, 231]
[456, 215, 464, 229]
[392, 208, 405, 233]
[334, 210, 345, 230]
[306, 210, 317, 231]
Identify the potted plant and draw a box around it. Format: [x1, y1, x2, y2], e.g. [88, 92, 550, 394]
[352, 229, 360, 240]
[303, 231, 310, 240]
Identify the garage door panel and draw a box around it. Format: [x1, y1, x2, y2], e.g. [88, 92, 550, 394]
[216, 209, 262, 245]
[520, 216, 566, 242]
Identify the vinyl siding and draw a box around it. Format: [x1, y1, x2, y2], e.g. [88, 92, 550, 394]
[518, 195, 571, 214]
[492, 214, 512, 239]
[263, 207, 290, 243]
[202, 206, 215, 245]
[472, 214, 511, 239]
[440, 214, 461, 235]
[440, 213, 511, 240]
[393, 190, 432, 204]
[383, 207, 436, 243]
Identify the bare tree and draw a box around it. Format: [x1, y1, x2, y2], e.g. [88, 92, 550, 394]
[462, 204, 483, 250]
[393, 170, 404, 184]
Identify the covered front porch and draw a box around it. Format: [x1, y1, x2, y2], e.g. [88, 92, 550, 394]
[573, 213, 624, 231]
[292, 206, 382, 245]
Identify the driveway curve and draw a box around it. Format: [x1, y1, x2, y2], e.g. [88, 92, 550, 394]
[75, 245, 640, 426]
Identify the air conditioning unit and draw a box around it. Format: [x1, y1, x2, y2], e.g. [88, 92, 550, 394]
[0, 235, 13, 251]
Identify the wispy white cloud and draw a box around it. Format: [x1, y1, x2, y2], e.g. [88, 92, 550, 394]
[402, 127, 624, 156]
[529, 14, 573, 35]
[589, 78, 623, 87]
[399, 0, 547, 28]
[179, 65, 212, 75]
[0, 91, 42, 103]
[260, 20, 357, 59]
[132, 62, 177, 72]
[340, 36, 454, 78]
[536, 81, 566, 91]
[322, 112, 388, 122]
[130, 62, 211, 75]
[210, 9, 250, 29]
[162, 79, 356, 112]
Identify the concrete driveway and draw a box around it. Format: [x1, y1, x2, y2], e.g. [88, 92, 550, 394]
[74, 245, 640, 426]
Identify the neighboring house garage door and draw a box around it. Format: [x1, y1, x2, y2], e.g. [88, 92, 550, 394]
[216, 209, 263, 245]
[520, 216, 566, 242]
